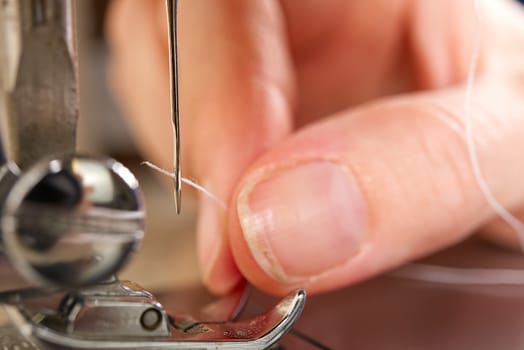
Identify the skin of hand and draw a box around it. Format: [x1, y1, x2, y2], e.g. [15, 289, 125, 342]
[107, 0, 524, 296]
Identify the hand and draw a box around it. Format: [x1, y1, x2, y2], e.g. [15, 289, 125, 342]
[107, 0, 524, 296]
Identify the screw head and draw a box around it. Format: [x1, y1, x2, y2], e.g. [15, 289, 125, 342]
[140, 308, 163, 331]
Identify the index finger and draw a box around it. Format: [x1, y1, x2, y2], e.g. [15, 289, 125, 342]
[106, 0, 296, 294]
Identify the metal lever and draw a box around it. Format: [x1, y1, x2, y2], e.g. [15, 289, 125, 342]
[0, 0, 78, 170]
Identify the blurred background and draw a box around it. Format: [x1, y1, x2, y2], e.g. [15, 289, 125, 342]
[77, 0, 132, 155]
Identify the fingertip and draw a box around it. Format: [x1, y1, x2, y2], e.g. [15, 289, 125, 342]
[227, 205, 297, 296]
[197, 194, 243, 295]
[201, 248, 244, 295]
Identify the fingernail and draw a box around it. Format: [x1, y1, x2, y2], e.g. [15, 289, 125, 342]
[237, 161, 367, 283]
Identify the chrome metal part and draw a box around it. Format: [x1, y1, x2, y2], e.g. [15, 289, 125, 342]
[0, 155, 144, 296]
[0, 0, 78, 169]
[0, 1, 306, 348]
[166, 0, 182, 214]
[52, 281, 170, 337]
[0, 161, 20, 211]
[5, 280, 305, 350]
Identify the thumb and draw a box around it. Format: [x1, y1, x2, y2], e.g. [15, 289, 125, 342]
[227, 82, 524, 295]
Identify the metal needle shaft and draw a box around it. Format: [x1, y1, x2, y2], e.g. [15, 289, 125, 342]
[0, 0, 78, 170]
[166, 0, 181, 214]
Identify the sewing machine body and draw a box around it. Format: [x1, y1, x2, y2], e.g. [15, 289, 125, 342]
[0, 1, 306, 349]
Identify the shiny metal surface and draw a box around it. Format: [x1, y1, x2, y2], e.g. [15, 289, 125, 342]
[0, 0, 78, 169]
[8, 270, 524, 349]
[166, 0, 182, 214]
[0, 161, 20, 211]
[4, 282, 305, 350]
[0, 155, 144, 290]
[48, 280, 171, 337]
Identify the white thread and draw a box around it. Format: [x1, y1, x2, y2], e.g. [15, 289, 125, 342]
[464, 0, 524, 250]
[141, 161, 228, 209]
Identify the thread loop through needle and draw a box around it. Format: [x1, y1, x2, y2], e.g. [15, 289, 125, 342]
[141, 161, 227, 210]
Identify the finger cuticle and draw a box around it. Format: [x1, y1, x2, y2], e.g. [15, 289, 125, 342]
[237, 159, 368, 284]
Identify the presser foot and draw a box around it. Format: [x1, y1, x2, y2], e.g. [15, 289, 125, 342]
[1, 280, 306, 350]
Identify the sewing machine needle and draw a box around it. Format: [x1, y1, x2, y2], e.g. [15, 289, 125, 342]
[1, 0, 78, 169]
[166, 0, 182, 214]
